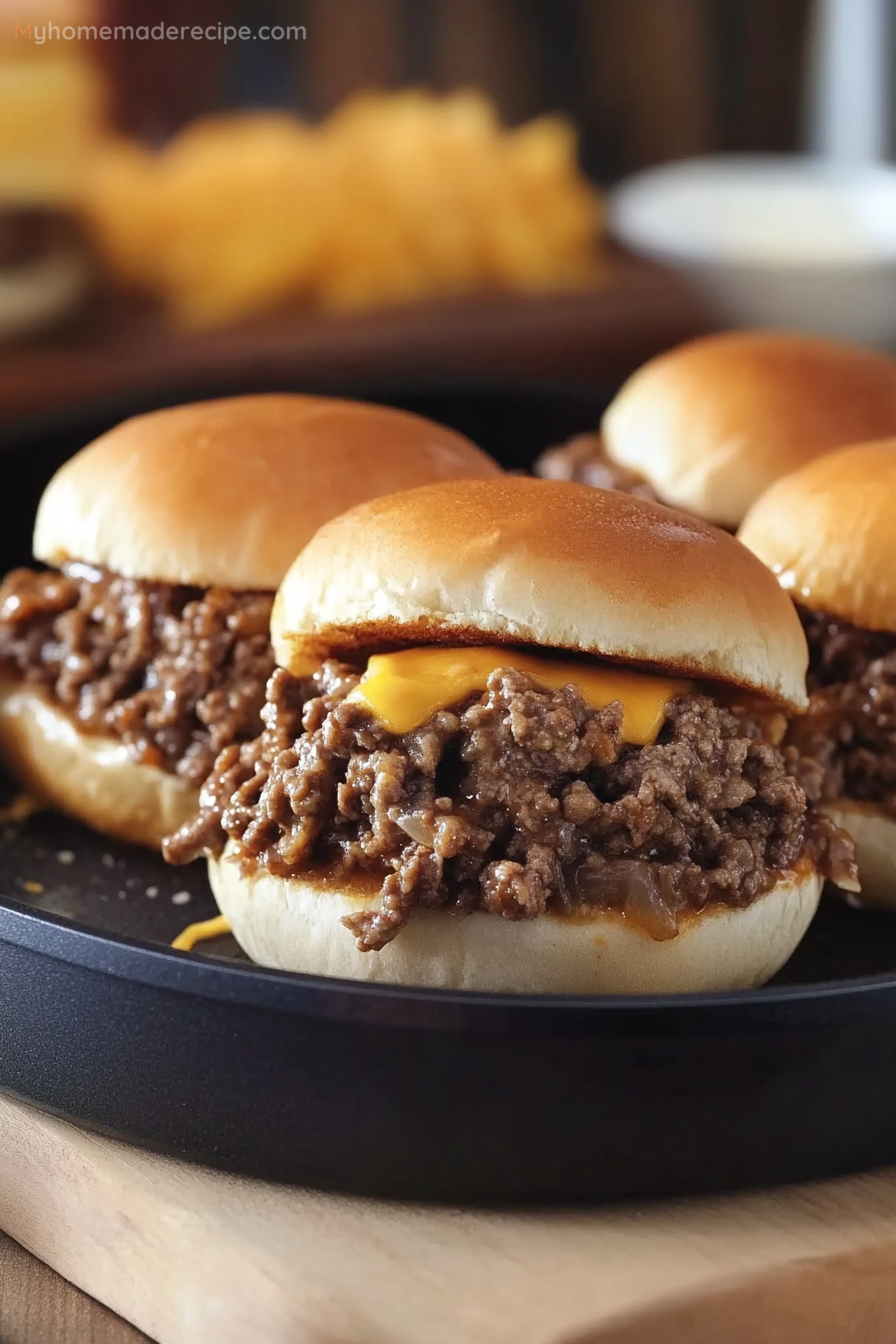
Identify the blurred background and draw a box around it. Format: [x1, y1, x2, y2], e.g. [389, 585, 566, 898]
[3, 0, 896, 427]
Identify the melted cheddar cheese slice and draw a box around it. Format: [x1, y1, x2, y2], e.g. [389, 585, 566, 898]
[346, 646, 691, 743]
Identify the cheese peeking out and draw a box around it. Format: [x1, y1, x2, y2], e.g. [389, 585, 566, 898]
[0, 793, 44, 825]
[172, 914, 232, 952]
[346, 646, 692, 743]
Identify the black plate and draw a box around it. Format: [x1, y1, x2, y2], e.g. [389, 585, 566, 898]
[3, 383, 896, 1204]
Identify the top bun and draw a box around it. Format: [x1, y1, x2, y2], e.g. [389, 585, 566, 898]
[33, 394, 500, 590]
[602, 331, 896, 528]
[273, 477, 808, 708]
[738, 439, 896, 633]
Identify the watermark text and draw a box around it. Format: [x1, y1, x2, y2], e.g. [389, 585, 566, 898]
[15, 21, 306, 44]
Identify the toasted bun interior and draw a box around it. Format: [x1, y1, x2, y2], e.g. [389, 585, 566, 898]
[823, 801, 896, 910]
[33, 394, 500, 590]
[738, 440, 896, 633]
[603, 331, 896, 527]
[272, 477, 809, 709]
[209, 847, 822, 994]
[0, 679, 197, 850]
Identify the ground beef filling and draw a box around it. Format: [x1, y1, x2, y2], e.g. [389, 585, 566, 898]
[165, 660, 855, 951]
[0, 563, 275, 787]
[786, 607, 896, 816]
[534, 433, 659, 501]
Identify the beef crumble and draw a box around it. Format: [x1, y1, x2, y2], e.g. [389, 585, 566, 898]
[786, 607, 896, 815]
[165, 659, 855, 950]
[0, 563, 275, 786]
[534, 434, 659, 501]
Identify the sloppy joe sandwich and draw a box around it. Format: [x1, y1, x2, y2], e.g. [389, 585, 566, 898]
[166, 477, 856, 993]
[536, 331, 896, 528]
[739, 441, 896, 907]
[0, 395, 499, 848]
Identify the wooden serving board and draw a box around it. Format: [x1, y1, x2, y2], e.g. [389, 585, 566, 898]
[3, 1095, 896, 1344]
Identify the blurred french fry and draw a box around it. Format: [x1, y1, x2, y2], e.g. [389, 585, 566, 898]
[155, 115, 327, 327]
[79, 90, 605, 327]
[0, 55, 105, 204]
[82, 139, 161, 286]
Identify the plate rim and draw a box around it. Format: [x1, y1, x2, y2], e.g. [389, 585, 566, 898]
[4, 892, 896, 1027]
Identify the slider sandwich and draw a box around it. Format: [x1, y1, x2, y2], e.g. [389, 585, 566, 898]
[739, 442, 896, 907]
[0, 395, 499, 848]
[166, 478, 857, 993]
[537, 331, 896, 528]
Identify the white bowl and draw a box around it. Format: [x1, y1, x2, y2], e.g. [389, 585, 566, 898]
[608, 156, 896, 345]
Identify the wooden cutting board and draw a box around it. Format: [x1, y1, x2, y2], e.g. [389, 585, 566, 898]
[3, 1094, 896, 1344]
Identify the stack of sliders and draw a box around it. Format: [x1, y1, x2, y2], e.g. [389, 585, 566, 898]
[0, 395, 500, 847]
[536, 331, 896, 529]
[739, 442, 896, 907]
[165, 477, 858, 994]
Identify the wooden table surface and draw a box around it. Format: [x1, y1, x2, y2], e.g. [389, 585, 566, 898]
[0, 257, 715, 431]
[0, 1232, 149, 1344]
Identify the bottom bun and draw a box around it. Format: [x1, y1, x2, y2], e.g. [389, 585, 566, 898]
[209, 844, 823, 994]
[0, 679, 198, 850]
[824, 801, 896, 910]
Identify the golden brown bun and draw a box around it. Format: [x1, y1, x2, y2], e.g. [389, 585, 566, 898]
[603, 331, 896, 528]
[0, 680, 197, 849]
[738, 440, 896, 632]
[823, 801, 896, 909]
[209, 846, 822, 993]
[272, 477, 809, 708]
[33, 394, 500, 589]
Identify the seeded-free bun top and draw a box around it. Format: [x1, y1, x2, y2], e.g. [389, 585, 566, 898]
[739, 439, 896, 633]
[602, 331, 896, 527]
[273, 476, 809, 708]
[33, 394, 501, 590]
